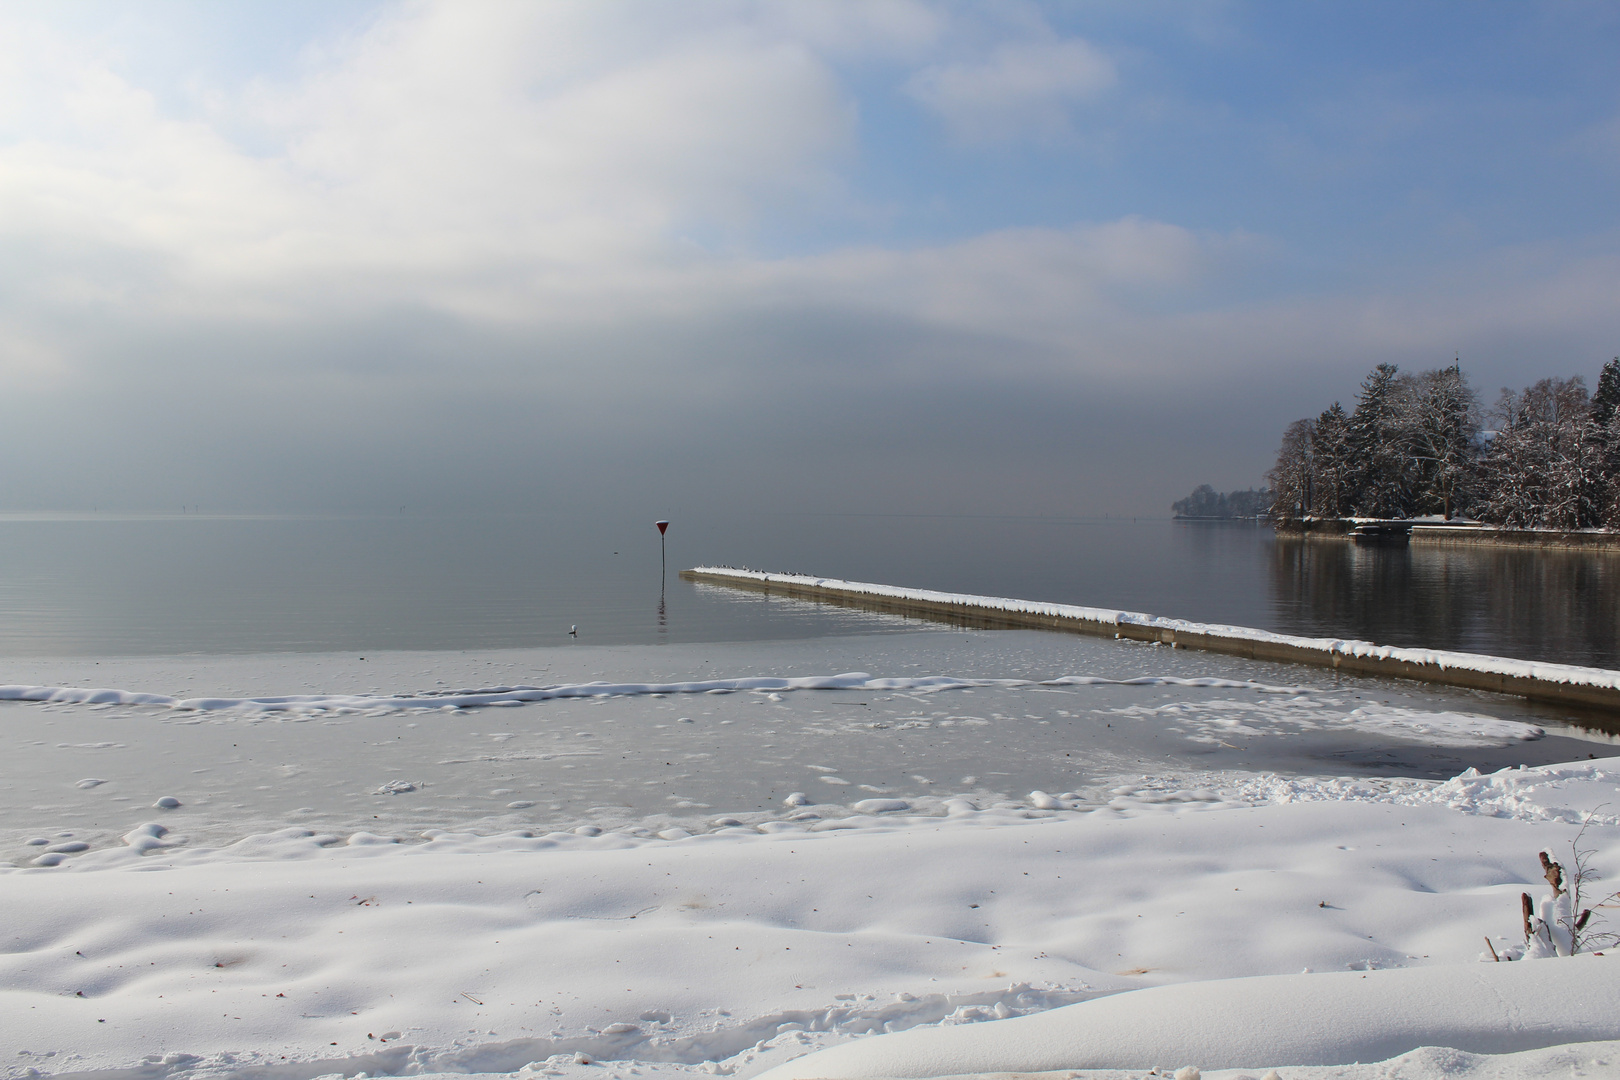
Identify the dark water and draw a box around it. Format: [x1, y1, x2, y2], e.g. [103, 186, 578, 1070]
[1264, 534, 1620, 668]
[0, 512, 1617, 667]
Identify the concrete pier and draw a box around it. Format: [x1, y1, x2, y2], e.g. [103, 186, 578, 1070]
[681, 567, 1620, 714]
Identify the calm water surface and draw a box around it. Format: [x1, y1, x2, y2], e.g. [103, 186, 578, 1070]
[0, 512, 1616, 667]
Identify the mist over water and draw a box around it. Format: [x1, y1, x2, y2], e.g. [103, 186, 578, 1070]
[0, 513, 1616, 668]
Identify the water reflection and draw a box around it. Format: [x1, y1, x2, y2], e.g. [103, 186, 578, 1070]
[1, 513, 1618, 668]
[1269, 536, 1620, 669]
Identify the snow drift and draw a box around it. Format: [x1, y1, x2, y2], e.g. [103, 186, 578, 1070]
[755, 958, 1620, 1078]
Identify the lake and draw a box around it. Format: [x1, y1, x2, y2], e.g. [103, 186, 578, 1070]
[0, 512, 1617, 667]
[7, 511, 1619, 858]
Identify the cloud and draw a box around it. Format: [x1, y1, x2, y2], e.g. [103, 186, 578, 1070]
[904, 37, 1116, 144]
[718, 218, 1217, 378]
[0, 0, 1167, 394]
[0, 1, 1617, 517]
[0, 1, 868, 334]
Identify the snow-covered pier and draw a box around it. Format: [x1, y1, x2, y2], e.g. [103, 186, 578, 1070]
[683, 567, 1620, 712]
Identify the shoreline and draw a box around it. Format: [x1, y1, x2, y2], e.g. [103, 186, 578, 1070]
[1273, 519, 1620, 551]
[682, 567, 1620, 714]
[9, 632, 1619, 1080]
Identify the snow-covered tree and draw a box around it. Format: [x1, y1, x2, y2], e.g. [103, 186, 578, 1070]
[1274, 363, 1478, 521]
[1268, 419, 1315, 520]
[1308, 402, 1354, 517]
[1347, 363, 1414, 518]
[1406, 364, 1480, 519]
[1592, 358, 1620, 528]
[1592, 356, 1620, 430]
[1267, 359, 1620, 529]
[1477, 377, 1605, 529]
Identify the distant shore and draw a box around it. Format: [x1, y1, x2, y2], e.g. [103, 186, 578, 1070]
[1274, 518, 1620, 551]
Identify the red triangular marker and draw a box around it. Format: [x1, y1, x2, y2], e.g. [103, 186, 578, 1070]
[656, 521, 669, 534]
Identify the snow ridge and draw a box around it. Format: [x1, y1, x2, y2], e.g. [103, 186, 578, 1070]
[0, 673, 1304, 714]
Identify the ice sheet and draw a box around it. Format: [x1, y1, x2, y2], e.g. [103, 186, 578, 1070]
[2, 632, 1606, 858]
[4, 632, 1619, 1080]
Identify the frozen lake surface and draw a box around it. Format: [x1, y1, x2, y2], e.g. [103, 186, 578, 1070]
[5, 629, 1613, 863]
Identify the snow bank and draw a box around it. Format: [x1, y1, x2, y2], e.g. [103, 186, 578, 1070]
[688, 568, 1620, 692]
[6, 757, 1619, 1079]
[754, 958, 1620, 1078]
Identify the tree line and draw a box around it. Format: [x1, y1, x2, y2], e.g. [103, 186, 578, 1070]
[1171, 485, 1273, 519]
[1269, 358, 1620, 529]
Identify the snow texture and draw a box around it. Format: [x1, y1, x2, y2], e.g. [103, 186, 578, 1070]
[3, 637, 1617, 1080]
[1228, 758, 1620, 826]
[5, 755, 1619, 1080]
[755, 959, 1620, 1077]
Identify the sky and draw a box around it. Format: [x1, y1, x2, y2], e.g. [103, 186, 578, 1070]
[2, 0, 1619, 518]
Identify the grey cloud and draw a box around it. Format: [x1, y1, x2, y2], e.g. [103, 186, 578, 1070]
[2, 2, 1618, 522]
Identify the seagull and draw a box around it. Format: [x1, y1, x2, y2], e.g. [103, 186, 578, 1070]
[569, 625, 577, 637]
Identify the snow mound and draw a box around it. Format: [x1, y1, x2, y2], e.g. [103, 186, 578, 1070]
[1417, 759, 1620, 825]
[1227, 757, 1620, 826]
[833, 1040, 1620, 1080]
[755, 958, 1620, 1079]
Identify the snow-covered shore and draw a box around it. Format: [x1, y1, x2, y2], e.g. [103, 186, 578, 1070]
[3, 634, 1617, 1079]
[5, 753, 1618, 1080]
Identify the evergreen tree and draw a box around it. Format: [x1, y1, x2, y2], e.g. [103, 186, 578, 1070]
[1592, 357, 1620, 429]
[1592, 358, 1620, 527]
[1309, 402, 1353, 517]
[1408, 364, 1479, 519]
[1346, 363, 1413, 517]
[1268, 419, 1315, 519]
[1267, 358, 1620, 531]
